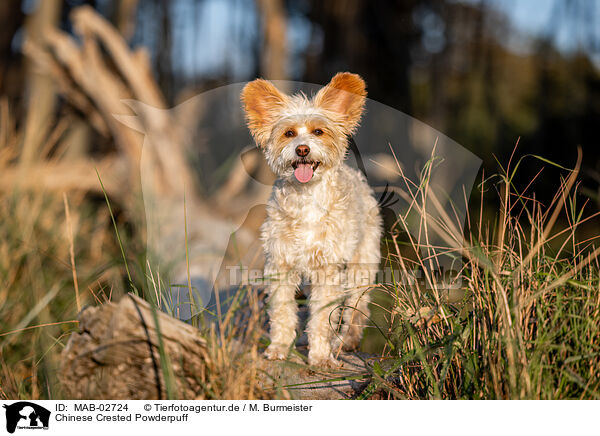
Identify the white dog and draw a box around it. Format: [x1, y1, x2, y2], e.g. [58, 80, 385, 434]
[241, 73, 382, 367]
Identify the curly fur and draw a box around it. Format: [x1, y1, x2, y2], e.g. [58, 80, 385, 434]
[241, 73, 382, 366]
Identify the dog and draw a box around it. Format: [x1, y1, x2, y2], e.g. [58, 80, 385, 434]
[241, 73, 382, 367]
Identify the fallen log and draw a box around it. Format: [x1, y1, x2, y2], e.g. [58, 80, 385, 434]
[60, 294, 377, 400]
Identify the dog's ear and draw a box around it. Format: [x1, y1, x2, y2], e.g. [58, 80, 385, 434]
[241, 79, 288, 147]
[314, 72, 366, 134]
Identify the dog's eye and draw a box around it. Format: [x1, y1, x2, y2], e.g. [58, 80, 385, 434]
[284, 130, 296, 138]
[313, 128, 324, 136]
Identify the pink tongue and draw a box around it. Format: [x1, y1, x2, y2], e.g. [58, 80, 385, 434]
[294, 163, 314, 183]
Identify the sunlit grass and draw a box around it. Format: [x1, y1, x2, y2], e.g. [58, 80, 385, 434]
[361, 147, 600, 399]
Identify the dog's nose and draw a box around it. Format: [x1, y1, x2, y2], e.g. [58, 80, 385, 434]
[295, 145, 310, 157]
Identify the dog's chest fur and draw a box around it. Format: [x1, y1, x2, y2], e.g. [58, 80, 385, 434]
[261, 165, 369, 273]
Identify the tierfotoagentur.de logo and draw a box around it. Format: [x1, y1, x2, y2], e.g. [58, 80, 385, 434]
[2, 402, 50, 434]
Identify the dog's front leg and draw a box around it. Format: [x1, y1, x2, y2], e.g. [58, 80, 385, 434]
[264, 264, 300, 360]
[306, 266, 342, 367]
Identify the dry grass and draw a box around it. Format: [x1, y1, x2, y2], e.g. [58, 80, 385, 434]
[0, 96, 133, 399]
[196, 287, 274, 400]
[363, 146, 600, 399]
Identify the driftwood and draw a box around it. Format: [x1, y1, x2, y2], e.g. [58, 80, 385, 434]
[20, 5, 272, 293]
[60, 294, 376, 400]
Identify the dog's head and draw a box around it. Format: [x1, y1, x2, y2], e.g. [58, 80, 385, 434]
[241, 73, 366, 184]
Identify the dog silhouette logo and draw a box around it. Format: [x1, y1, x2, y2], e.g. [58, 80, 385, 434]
[2, 402, 50, 433]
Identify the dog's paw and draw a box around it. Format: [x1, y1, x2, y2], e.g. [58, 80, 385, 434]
[265, 343, 289, 360]
[308, 353, 341, 368]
